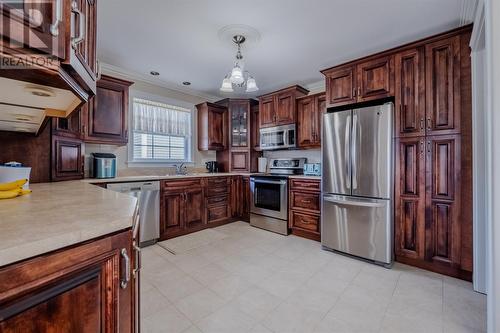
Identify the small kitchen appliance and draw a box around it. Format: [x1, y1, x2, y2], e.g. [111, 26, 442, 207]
[303, 163, 321, 176]
[205, 161, 219, 173]
[259, 124, 296, 150]
[90, 153, 117, 179]
[258, 157, 268, 173]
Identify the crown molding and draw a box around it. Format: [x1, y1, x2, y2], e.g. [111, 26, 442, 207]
[304, 80, 325, 94]
[99, 63, 220, 102]
[460, 0, 479, 26]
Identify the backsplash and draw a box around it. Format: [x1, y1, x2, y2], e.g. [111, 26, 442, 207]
[263, 149, 321, 163]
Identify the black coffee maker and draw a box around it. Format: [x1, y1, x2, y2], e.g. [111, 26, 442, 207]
[205, 161, 219, 173]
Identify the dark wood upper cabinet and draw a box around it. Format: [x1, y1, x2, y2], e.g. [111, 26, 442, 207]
[258, 85, 308, 128]
[425, 36, 461, 135]
[395, 47, 426, 137]
[395, 137, 426, 260]
[356, 55, 394, 102]
[197, 102, 227, 151]
[83, 75, 133, 145]
[324, 66, 357, 107]
[297, 92, 325, 148]
[259, 95, 275, 128]
[51, 135, 84, 181]
[0, 230, 135, 333]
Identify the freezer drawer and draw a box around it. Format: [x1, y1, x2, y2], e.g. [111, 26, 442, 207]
[321, 194, 393, 265]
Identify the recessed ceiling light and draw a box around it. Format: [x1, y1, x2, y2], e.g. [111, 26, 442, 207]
[24, 85, 55, 97]
[150, 71, 160, 76]
[182, 81, 191, 86]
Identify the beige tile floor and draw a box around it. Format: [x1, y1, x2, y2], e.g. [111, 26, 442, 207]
[140, 222, 486, 333]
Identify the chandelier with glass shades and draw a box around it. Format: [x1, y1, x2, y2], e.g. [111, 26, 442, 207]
[220, 35, 258, 93]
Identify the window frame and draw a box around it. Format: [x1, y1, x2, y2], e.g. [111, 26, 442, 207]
[128, 92, 194, 166]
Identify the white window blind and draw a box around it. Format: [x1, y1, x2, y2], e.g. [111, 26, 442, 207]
[132, 98, 192, 162]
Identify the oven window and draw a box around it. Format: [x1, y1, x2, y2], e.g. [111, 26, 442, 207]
[254, 182, 281, 211]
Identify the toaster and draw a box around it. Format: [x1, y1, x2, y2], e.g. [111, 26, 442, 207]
[90, 153, 117, 179]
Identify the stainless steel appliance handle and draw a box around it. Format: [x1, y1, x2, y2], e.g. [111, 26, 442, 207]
[323, 196, 386, 208]
[71, 1, 86, 48]
[131, 200, 140, 241]
[352, 113, 358, 190]
[251, 179, 287, 185]
[345, 114, 351, 189]
[133, 243, 141, 276]
[120, 248, 131, 289]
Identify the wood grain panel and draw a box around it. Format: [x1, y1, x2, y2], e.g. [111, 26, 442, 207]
[357, 55, 394, 102]
[324, 66, 356, 107]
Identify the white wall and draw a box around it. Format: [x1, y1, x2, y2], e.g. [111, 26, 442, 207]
[84, 72, 217, 176]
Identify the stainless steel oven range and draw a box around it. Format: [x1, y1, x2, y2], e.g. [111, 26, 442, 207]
[250, 158, 306, 235]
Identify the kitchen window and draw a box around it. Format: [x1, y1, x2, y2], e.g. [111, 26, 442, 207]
[131, 98, 192, 163]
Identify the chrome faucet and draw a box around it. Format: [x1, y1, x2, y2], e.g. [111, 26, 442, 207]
[174, 163, 188, 175]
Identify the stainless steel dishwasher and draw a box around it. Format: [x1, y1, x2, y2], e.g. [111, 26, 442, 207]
[107, 181, 160, 247]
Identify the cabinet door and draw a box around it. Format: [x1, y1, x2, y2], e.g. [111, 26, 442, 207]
[208, 105, 226, 150]
[184, 187, 205, 230]
[325, 66, 357, 107]
[230, 101, 249, 148]
[0, 1, 65, 59]
[259, 95, 275, 128]
[51, 136, 84, 181]
[160, 190, 184, 237]
[72, 0, 97, 78]
[297, 97, 315, 148]
[275, 91, 295, 125]
[231, 151, 249, 171]
[52, 108, 83, 139]
[85, 75, 132, 144]
[425, 135, 461, 267]
[357, 55, 394, 102]
[395, 48, 425, 137]
[251, 104, 260, 149]
[230, 176, 241, 218]
[425, 36, 461, 135]
[242, 177, 250, 219]
[0, 231, 134, 333]
[313, 94, 325, 146]
[395, 137, 426, 260]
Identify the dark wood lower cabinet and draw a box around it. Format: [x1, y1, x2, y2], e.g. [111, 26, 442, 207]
[0, 230, 136, 332]
[242, 176, 251, 221]
[289, 178, 321, 241]
[395, 134, 471, 280]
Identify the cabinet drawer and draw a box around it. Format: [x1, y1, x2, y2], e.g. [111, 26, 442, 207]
[290, 179, 321, 192]
[207, 177, 230, 187]
[291, 211, 320, 233]
[291, 191, 320, 212]
[207, 204, 230, 222]
[207, 195, 228, 206]
[207, 186, 229, 197]
[162, 178, 202, 189]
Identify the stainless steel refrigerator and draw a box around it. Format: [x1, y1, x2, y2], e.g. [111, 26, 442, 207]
[321, 102, 393, 266]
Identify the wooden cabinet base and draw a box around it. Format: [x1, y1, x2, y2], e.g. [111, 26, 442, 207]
[291, 228, 320, 242]
[0, 230, 136, 332]
[395, 255, 472, 281]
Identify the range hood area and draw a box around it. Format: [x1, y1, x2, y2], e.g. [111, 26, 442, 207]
[0, 77, 83, 134]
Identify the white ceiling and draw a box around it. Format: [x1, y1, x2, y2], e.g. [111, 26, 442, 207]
[97, 0, 473, 100]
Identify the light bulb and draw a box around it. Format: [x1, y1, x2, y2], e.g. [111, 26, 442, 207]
[246, 77, 259, 92]
[220, 77, 233, 92]
[230, 65, 244, 84]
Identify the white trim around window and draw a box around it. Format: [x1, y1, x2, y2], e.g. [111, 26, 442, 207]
[127, 91, 195, 167]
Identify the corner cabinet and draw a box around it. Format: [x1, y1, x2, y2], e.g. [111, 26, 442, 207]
[83, 75, 133, 145]
[197, 102, 227, 151]
[0, 230, 137, 332]
[297, 93, 326, 148]
[258, 85, 309, 128]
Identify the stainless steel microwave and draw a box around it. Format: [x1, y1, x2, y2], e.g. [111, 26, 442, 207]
[259, 124, 296, 150]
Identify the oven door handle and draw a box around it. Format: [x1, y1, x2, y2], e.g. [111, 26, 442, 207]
[250, 179, 287, 185]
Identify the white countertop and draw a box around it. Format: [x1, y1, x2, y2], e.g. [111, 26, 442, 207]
[0, 181, 137, 267]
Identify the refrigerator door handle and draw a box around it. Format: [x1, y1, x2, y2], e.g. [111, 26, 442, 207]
[323, 196, 386, 208]
[351, 113, 358, 190]
[345, 115, 351, 189]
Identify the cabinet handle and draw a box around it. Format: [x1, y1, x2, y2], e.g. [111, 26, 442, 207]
[301, 199, 312, 204]
[358, 87, 361, 96]
[353, 88, 356, 97]
[133, 243, 141, 277]
[427, 141, 431, 153]
[420, 117, 425, 131]
[50, 0, 62, 36]
[120, 248, 131, 289]
[426, 117, 432, 131]
[71, 1, 86, 49]
[420, 140, 424, 155]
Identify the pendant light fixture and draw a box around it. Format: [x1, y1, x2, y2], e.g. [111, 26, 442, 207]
[220, 35, 259, 93]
